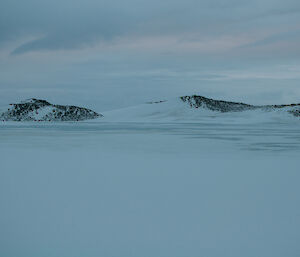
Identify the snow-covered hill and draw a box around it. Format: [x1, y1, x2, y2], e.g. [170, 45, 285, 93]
[180, 95, 300, 115]
[0, 98, 101, 122]
[102, 95, 300, 122]
[1, 95, 300, 122]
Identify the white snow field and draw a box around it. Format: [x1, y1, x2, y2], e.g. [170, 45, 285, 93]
[1, 99, 300, 257]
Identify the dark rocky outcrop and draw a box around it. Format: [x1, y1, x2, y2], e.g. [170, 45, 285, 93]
[180, 95, 300, 116]
[0, 98, 102, 121]
[180, 95, 257, 112]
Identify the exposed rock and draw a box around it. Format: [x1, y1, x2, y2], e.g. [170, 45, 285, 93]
[180, 95, 257, 112]
[180, 95, 300, 116]
[146, 100, 167, 104]
[0, 98, 102, 122]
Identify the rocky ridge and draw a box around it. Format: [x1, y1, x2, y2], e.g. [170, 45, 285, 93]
[180, 95, 300, 116]
[0, 98, 101, 121]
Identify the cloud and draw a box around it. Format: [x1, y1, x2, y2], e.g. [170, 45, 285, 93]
[0, 0, 298, 55]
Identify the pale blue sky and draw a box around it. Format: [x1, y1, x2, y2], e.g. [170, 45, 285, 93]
[1, 0, 300, 110]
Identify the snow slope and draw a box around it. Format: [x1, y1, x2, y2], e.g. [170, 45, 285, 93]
[101, 96, 300, 123]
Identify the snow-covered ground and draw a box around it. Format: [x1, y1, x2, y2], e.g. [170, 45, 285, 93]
[1, 102, 300, 257]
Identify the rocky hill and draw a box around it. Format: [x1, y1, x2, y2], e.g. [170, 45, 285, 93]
[180, 95, 300, 116]
[0, 98, 102, 121]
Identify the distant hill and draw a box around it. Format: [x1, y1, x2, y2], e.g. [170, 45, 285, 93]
[180, 95, 300, 116]
[102, 95, 300, 122]
[0, 98, 102, 121]
[1, 95, 300, 122]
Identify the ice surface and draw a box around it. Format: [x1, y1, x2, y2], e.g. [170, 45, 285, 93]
[1, 117, 300, 257]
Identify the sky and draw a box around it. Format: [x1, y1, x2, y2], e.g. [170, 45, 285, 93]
[1, 0, 300, 110]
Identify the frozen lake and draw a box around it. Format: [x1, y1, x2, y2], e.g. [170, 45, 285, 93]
[1, 120, 300, 257]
